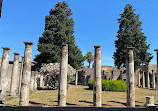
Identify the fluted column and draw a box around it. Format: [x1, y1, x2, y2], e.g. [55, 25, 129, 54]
[19, 42, 33, 106]
[93, 46, 102, 107]
[126, 47, 135, 107]
[10, 53, 20, 97]
[58, 44, 68, 106]
[0, 47, 10, 101]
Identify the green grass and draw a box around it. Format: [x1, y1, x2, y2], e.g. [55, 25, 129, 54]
[5, 85, 158, 108]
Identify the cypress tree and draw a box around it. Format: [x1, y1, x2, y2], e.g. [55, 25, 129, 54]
[113, 4, 153, 70]
[35, 1, 84, 70]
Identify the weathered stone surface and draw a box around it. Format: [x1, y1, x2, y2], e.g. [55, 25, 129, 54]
[10, 53, 20, 97]
[146, 96, 155, 106]
[142, 71, 145, 88]
[93, 46, 101, 107]
[40, 74, 44, 88]
[75, 71, 78, 86]
[137, 70, 140, 88]
[58, 44, 68, 106]
[152, 70, 156, 89]
[126, 47, 135, 107]
[18, 56, 24, 93]
[34, 71, 39, 90]
[0, 47, 10, 100]
[154, 49, 158, 91]
[30, 71, 35, 91]
[146, 71, 150, 89]
[19, 42, 33, 106]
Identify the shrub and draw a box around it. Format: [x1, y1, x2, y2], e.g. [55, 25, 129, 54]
[88, 80, 126, 92]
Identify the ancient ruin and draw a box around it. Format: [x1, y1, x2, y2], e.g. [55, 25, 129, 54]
[0, 47, 10, 101]
[93, 46, 102, 107]
[10, 53, 20, 97]
[58, 44, 68, 106]
[19, 42, 33, 106]
[126, 47, 135, 107]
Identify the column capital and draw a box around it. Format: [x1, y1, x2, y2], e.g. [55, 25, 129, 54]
[14, 53, 20, 55]
[94, 46, 101, 48]
[1, 47, 10, 50]
[154, 49, 158, 51]
[24, 42, 34, 45]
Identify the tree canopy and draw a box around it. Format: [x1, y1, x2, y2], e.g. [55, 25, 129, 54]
[113, 4, 153, 70]
[85, 52, 94, 68]
[34, 1, 84, 70]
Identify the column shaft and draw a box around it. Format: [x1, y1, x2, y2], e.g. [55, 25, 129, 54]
[10, 53, 20, 97]
[0, 47, 10, 100]
[30, 71, 35, 91]
[93, 46, 102, 107]
[138, 70, 140, 88]
[18, 56, 24, 94]
[147, 70, 150, 89]
[154, 49, 158, 91]
[58, 44, 68, 106]
[19, 42, 33, 106]
[40, 74, 43, 88]
[152, 70, 156, 89]
[75, 71, 78, 86]
[126, 47, 135, 107]
[142, 71, 145, 88]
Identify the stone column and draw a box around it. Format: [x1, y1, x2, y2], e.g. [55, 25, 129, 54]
[10, 53, 20, 97]
[126, 47, 135, 107]
[30, 71, 35, 91]
[154, 49, 158, 91]
[18, 56, 24, 94]
[152, 70, 156, 89]
[34, 71, 38, 90]
[0, 47, 10, 100]
[19, 42, 33, 106]
[147, 70, 150, 89]
[75, 70, 78, 86]
[58, 44, 68, 106]
[93, 46, 101, 107]
[40, 74, 43, 88]
[138, 70, 140, 88]
[142, 71, 145, 88]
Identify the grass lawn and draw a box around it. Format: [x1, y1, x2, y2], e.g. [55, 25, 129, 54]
[5, 85, 158, 107]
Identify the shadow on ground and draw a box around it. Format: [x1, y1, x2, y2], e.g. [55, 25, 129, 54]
[0, 106, 157, 111]
[49, 100, 77, 106]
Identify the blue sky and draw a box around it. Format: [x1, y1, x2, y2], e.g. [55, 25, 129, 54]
[0, 0, 158, 67]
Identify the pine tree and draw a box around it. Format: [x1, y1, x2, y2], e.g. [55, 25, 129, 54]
[35, 1, 84, 70]
[113, 4, 153, 70]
